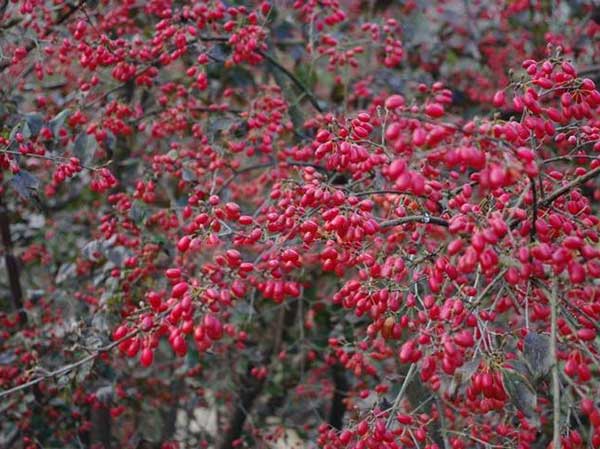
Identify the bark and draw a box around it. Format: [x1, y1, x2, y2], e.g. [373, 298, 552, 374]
[0, 197, 26, 323]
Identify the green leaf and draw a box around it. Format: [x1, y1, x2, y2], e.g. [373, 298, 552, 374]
[129, 200, 148, 225]
[9, 121, 24, 142]
[49, 109, 70, 136]
[24, 113, 44, 136]
[73, 132, 95, 165]
[82, 240, 103, 261]
[182, 167, 197, 182]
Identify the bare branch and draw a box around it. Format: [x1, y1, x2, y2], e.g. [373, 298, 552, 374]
[550, 279, 561, 449]
[0, 328, 140, 400]
[381, 215, 449, 228]
[258, 50, 324, 113]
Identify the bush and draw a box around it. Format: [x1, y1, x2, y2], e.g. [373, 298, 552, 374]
[1, 1, 600, 449]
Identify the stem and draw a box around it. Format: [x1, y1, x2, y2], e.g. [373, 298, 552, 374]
[328, 363, 349, 429]
[509, 165, 600, 231]
[550, 279, 561, 449]
[386, 363, 416, 428]
[539, 165, 600, 208]
[0, 148, 104, 171]
[529, 176, 538, 242]
[435, 396, 450, 449]
[0, 328, 140, 399]
[381, 215, 449, 228]
[258, 50, 324, 113]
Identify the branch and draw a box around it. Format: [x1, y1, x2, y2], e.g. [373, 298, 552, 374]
[550, 279, 561, 449]
[539, 165, 600, 208]
[0, 148, 106, 171]
[0, 328, 140, 400]
[328, 363, 349, 429]
[217, 160, 330, 194]
[434, 396, 451, 449]
[386, 363, 416, 427]
[509, 165, 600, 231]
[380, 215, 449, 228]
[216, 307, 287, 449]
[258, 50, 324, 113]
[530, 177, 538, 242]
[0, 197, 26, 323]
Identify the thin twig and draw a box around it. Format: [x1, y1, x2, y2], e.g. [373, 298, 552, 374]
[435, 396, 450, 449]
[0, 328, 139, 400]
[386, 363, 416, 428]
[380, 215, 449, 228]
[509, 165, 600, 230]
[550, 279, 561, 449]
[539, 165, 600, 208]
[258, 50, 324, 113]
[467, 268, 508, 311]
[0, 148, 106, 171]
[529, 176, 538, 242]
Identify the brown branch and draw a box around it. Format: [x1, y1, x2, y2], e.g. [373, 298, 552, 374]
[0, 328, 140, 399]
[217, 307, 287, 449]
[258, 50, 324, 113]
[0, 197, 26, 323]
[90, 404, 112, 449]
[510, 165, 600, 231]
[328, 363, 349, 429]
[530, 177, 538, 242]
[550, 280, 561, 449]
[217, 373, 264, 449]
[380, 215, 449, 228]
[539, 165, 600, 208]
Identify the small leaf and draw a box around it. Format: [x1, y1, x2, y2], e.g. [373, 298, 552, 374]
[182, 167, 197, 182]
[82, 240, 102, 261]
[73, 132, 95, 165]
[9, 121, 25, 143]
[523, 332, 552, 379]
[129, 200, 148, 225]
[55, 263, 76, 284]
[106, 247, 127, 267]
[24, 113, 44, 136]
[49, 109, 70, 136]
[21, 122, 32, 139]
